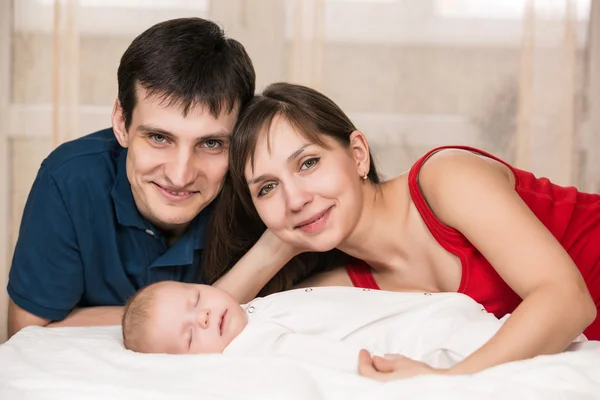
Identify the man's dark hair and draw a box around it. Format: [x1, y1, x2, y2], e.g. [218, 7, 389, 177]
[117, 17, 256, 129]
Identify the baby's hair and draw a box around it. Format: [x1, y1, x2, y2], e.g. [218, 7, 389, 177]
[121, 282, 161, 352]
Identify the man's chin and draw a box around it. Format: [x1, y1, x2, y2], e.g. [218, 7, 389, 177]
[148, 208, 201, 230]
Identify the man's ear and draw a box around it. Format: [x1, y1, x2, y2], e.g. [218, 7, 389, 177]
[111, 99, 129, 148]
[349, 130, 371, 178]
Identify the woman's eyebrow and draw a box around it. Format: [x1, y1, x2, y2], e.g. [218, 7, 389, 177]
[286, 143, 312, 162]
[247, 144, 313, 185]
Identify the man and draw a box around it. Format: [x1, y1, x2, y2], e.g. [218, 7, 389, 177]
[6, 17, 255, 337]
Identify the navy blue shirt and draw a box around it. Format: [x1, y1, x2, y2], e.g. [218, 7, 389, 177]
[8, 128, 211, 321]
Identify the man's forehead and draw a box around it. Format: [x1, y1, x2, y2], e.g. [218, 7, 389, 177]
[135, 85, 240, 119]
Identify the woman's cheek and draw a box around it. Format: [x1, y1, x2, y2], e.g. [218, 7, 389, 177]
[257, 204, 284, 230]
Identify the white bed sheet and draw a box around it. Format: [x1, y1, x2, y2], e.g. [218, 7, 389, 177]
[1, 325, 599, 400]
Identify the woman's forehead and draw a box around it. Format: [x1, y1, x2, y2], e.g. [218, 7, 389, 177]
[247, 130, 315, 173]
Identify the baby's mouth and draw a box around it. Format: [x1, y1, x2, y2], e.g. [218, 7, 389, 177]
[219, 309, 227, 336]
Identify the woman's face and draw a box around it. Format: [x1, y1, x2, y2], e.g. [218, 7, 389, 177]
[244, 115, 368, 252]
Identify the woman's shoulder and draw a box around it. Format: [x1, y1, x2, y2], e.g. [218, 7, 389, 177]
[405, 146, 518, 229]
[414, 146, 516, 191]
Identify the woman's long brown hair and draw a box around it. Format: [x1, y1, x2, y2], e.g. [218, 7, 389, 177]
[202, 82, 381, 296]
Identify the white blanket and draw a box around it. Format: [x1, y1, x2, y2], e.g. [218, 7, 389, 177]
[225, 288, 508, 371]
[1, 294, 600, 400]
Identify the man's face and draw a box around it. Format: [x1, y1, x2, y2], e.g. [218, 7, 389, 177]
[112, 87, 238, 233]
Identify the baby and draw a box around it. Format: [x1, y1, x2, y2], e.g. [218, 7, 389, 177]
[122, 281, 510, 370]
[122, 281, 248, 354]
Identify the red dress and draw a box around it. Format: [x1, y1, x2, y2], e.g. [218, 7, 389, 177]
[346, 145, 600, 340]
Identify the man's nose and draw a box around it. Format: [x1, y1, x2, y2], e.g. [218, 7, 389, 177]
[196, 308, 211, 329]
[165, 150, 196, 188]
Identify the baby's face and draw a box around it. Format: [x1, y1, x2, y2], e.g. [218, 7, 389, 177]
[145, 282, 248, 354]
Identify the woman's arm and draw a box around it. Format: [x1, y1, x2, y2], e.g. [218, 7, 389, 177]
[212, 229, 299, 304]
[417, 150, 596, 374]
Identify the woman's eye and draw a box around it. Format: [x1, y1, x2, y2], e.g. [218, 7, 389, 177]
[300, 157, 320, 171]
[149, 134, 167, 143]
[258, 183, 277, 197]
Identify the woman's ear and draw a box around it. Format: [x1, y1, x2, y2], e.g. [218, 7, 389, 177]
[349, 130, 371, 178]
[111, 99, 129, 148]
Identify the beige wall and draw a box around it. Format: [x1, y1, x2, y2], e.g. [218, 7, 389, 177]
[12, 33, 129, 105]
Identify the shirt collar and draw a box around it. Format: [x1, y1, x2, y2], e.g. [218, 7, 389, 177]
[150, 209, 211, 268]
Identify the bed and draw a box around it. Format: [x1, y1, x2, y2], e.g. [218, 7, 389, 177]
[1, 324, 599, 400]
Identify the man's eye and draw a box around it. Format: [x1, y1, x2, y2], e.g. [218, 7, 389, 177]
[149, 134, 167, 143]
[300, 157, 320, 171]
[258, 183, 276, 197]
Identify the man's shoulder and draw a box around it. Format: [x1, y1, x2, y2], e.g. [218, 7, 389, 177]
[42, 128, 122, 181]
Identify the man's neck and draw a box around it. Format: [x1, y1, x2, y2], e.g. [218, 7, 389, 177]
[154, 222, 189, 248]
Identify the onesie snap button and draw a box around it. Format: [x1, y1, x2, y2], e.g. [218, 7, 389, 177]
[305, 288, 313, 292]
[363, 288, 370, 291]
[247, 306, 255, 314]
[424, 292, 432, 296]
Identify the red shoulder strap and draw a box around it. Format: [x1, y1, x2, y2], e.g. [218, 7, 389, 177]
[407, 145, 517, 240]
[345, 259, 380, 290]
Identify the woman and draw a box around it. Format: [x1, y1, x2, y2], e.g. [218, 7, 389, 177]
[207, 82, 600, 379]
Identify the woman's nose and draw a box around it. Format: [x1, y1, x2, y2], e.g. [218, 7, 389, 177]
[196, 309, 211, 328]
[285, 183, 313, 213]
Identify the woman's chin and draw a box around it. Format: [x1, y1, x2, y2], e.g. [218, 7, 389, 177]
[304, 238, 341, 253]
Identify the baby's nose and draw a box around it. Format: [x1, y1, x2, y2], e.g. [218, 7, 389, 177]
[197, 309, 211, 328]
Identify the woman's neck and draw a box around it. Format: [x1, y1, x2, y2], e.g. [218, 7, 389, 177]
[337, 175, 414, 270]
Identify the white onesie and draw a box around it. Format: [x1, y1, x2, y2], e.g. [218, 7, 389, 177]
[223, 287, 505, 372]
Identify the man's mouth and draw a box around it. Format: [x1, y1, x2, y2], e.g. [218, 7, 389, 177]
[153, 183, 199, 202]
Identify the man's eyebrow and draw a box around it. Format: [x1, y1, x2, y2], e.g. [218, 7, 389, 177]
[136, 125, 173, 136]
[136, 125, 231, 140]
[247, 144, 313, 185]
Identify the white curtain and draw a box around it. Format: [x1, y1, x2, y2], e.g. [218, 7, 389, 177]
[1, 0, 598, 343]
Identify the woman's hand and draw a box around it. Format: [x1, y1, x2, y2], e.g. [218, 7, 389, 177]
[357, 349, 443, 381]
[259, 228, 303, 261]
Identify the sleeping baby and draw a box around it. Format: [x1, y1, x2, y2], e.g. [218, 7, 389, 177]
[122, 281, 511, 371]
